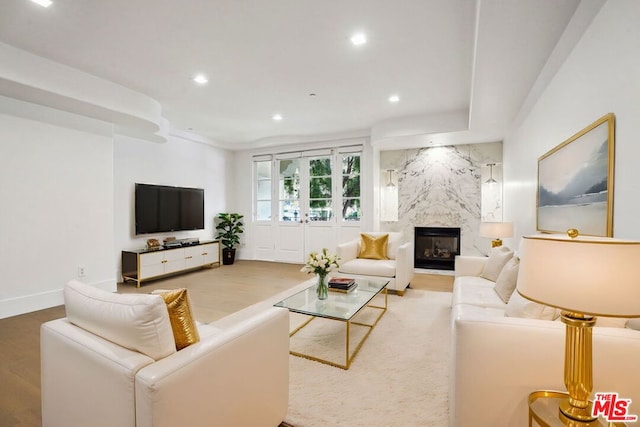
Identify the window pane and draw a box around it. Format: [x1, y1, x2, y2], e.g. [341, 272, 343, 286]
[310, 158, 331, 175]
[342, 198, 361, 221]
[342, 155, 360, 174]
[280, 200, 300, 222]
[280, 178, 300, 199]
[310, 177, 332, 198]
[256, 201, 271, 221]
[257, 180, 271, 199]
[255, 161, 272, 221]
[341, 153, 361, 221]
[342, 175, 360, 197]
[279, 159, 299, 177]
[278, 159, 300, 222]
[309, 200, 332, 221]
[256, 161, 271, 179]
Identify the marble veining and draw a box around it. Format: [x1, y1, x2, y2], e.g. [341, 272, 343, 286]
[381, 142, 502, 256]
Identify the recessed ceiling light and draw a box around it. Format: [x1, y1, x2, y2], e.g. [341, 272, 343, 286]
[193, 74, 208, 85]
[272, 114, 283, 121]
[389, 95, 400, 103]
[30, 0, 52, 7]
[350, 33, 367, 46]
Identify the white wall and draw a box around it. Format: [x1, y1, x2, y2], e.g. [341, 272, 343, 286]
[0, 96, 232, 318]
[504, 0, 640, 245]
[114, 134, 232, 279]
[0, 99, 115, 318]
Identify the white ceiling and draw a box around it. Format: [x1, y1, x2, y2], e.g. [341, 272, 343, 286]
[0, 0, 583, 150]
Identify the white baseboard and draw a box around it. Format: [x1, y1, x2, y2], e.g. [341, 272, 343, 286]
[0, 279, 116, 320]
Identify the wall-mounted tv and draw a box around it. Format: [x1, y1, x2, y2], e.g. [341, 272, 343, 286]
[135, 183, 204, 235]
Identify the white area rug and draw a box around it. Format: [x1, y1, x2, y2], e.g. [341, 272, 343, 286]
[284, 290, 452, 427]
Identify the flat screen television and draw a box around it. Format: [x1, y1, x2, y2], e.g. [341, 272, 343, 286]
[135, 183, 204, 235]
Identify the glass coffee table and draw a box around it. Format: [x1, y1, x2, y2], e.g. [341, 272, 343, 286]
[274, 278, 389, 370]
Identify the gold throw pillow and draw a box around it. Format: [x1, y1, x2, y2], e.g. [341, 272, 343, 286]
[358, 233, 389, 260]
[155, 288, 200, 350]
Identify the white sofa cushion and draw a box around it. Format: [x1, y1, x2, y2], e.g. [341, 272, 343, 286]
[339, 258, 396, 278]
[64, 280, 176, 360]
[596, 316, 631, 328]
[626, 318, 640, 330]
[452, 303, 507, 321]
[453, 278, 505, 309]
[506, 291, 559, 320]
[493, 256, 520, 303]
[481, 246, 514, 282]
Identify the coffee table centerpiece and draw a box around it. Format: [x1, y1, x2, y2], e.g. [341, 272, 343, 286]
[300, 248, 340, 300]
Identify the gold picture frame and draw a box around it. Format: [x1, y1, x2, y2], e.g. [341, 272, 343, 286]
[536, 113, 615, 237]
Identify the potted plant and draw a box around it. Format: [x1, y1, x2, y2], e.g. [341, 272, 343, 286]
[215, 213, 244, 265]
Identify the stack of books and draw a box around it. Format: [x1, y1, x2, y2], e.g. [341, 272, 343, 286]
[328, 277, 357, 293]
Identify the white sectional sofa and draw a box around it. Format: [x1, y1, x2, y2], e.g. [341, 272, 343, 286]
[41, 280, 290, 427]
[450, 251, 640, 427]
[336, 231, 414, 295]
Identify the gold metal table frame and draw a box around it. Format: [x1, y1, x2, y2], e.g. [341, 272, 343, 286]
[276, 280, 388, 370]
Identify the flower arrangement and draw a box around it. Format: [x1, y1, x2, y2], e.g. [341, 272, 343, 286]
[301, 248, 340, 300]
[300, 248, 340, 277]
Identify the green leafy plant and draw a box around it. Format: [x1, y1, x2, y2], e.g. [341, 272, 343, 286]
[215, 213, 244, 250]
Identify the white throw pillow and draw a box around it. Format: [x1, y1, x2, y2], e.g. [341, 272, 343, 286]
[505, 291, 559, 320]
[64, 280, 176, 360]
[596, 316, 630, 328]
[493, 256, 520, 303]
[626, 318, 640, 330]
[481, 246, 514, 282]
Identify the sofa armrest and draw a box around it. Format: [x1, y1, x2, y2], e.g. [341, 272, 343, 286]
[393, 241, 414, 291]
[135, 306, 289, 427]
[337, 239, 359, 263]
[41, 318, 154, 427]
[454, 255, 487, 278]
[451, 315, 640, 427]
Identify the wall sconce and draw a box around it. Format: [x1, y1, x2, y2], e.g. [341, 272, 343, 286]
[485, 163, 497, 184]
[380, 169, 398, 222]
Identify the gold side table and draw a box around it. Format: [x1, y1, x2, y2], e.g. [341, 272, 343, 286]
[529, 390, 627, 427]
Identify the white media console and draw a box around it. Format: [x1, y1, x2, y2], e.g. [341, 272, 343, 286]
[121, 240, 220, 287]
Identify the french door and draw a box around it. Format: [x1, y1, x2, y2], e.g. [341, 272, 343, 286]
[253, 149, 361, 263]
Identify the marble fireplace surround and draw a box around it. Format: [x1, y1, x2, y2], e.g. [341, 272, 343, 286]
[380, 142, 502, 258]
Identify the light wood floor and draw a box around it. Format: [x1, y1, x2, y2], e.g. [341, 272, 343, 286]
[0, 260, 453, 427]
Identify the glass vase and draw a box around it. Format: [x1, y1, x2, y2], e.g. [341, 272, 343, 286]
[316, 273, 329, 300]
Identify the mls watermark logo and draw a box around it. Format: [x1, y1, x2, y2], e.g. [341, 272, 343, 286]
[592, 392, 638, 422]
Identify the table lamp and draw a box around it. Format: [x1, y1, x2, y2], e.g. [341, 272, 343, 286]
[517, 229, 640, 422]
[479, 222, 513, 247]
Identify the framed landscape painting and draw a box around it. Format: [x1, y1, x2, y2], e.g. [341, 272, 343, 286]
[537, 113, 615, 237]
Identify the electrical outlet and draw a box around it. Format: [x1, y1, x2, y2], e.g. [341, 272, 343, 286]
[78, 266, 86, 277]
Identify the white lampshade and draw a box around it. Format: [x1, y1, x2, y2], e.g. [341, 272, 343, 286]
[517, 234, 640, 317]
[479, 222, 513, 238]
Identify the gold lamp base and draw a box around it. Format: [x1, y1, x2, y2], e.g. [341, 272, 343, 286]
[491, 238, 503, 247]
[560, 311, 598, 422]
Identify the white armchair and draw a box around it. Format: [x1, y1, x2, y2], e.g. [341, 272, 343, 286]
[336, 232, 414, 295]
[41, 280, 289, 427]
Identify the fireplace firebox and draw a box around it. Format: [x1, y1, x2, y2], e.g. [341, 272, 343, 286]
[414, 227, 461, 270]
